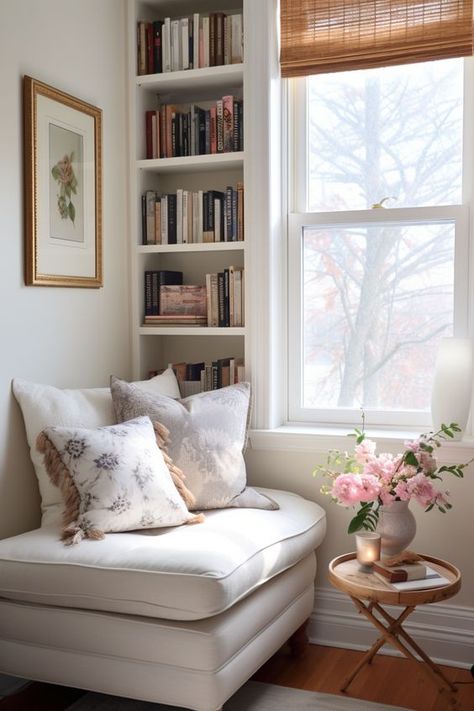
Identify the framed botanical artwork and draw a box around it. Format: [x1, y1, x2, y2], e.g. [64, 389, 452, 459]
[23, 76, 102, 287]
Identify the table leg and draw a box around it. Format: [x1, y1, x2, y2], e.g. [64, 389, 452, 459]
[373, 603, 457, 693]
[341, 597, 457, 700]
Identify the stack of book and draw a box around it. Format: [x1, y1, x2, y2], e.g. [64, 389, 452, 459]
[157, 358, 246, 396]
[145, 96, 243, 159]
[145, 282, 207, 326]
[137, 13, 243, 76]
[372, 560, 450, 591]
[142, 184, 244, 245]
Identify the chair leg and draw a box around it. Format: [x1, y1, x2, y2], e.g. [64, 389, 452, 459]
[288, 619, 310, 657]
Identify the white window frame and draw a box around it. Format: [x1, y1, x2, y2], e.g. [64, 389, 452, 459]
[287, 62, 473, 429]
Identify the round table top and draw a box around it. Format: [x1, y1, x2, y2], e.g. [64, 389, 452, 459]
[328, 553, 461, 606]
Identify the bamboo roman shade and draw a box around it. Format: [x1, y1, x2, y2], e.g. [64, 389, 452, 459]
[280, 0, 474, 77]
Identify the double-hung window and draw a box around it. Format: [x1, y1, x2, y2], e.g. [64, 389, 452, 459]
[282, 2, 473, 430]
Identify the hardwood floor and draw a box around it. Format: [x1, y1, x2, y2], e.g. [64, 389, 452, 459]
[1, 644, 473, 710]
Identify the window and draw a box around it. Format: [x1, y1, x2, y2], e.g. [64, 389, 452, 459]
[288, 58, 471, 427]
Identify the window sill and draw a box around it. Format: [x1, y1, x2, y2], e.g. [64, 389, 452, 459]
[249, 425, 474, 461]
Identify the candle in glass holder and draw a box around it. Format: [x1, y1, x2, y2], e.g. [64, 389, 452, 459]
[355, 532, 381, 572]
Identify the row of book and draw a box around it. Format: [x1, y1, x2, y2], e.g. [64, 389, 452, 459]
[137, 13, 243, 76]
[145, 96, 243, 159]
[143, 268, 245, 328]
[141, 185, 244, 245]
[159, 358, 246, 397]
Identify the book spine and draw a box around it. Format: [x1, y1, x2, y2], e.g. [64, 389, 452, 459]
[210, 106, 217, 154]
[224, 268, 230, 326]
[205, 110, 211, 155]
[161, 194, 168, 244]
[237, 182, 244, 241]
[162, 18, 171, 73]
[231, 188, 238, 241]
[171, 19, 180, 71]
[151, 271, 159, 315]
[145, 22, 153, 74]
[180, 17, 189, 70]
[145, 110, 154, 159]
[216, 100, 224, 153]
[153, 20, 163, 73]
[231, 14, 243, 63]
[193, 13, 200, 68]
[138, 22, 146, 75]
[144, 271, 153, 316]
[210, 273, 218, 326]
[233, 99, 240, 152]
[141, 194, 146, 245]
[145, 190, 156, 245]
[176, 189, 183, 244]
[167, 194, 177, 244]
[222, 95, 233, 153]
[155, 198, 161, 244]
[202, 16, 210, 68]
[224, 15, 231, 65]
[209, 13, 216, 67]
[215, 13, 225, 66]
[218, 272, 226, 327]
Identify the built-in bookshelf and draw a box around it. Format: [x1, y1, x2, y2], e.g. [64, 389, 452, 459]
[128, 0, 247, 383]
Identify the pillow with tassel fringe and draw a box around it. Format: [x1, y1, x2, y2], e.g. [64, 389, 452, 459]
[37, 415, 203, 545]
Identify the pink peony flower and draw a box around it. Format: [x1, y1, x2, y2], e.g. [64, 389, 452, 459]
[419, 451, 437, 474]
[406, 472, 437, 507]
[379, 488, 396, 506]
[364, 452, 400, 483]
[394, 480, 411, 501]
[331, 474, 365, 506]
[354, 439, 376, 464]
[404, 439, 422, 453]
[359, 473, 381, 501]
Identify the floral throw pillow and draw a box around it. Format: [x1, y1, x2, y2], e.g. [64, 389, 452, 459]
[37, 416, 203, 545]
[110, 378, 279, 512]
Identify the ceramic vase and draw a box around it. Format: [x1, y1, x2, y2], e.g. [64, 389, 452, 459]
[377, 501, 416, 558]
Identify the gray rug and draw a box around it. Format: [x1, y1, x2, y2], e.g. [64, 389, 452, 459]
[67, 681, 410, 711]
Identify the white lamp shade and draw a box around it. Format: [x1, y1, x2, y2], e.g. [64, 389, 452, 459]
[431, 337, 473, 438]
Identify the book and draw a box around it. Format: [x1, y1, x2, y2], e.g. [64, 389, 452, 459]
[374, 565, 450, 591]
[144, 315, 207, 325]
[160, 285, 207, 316]
[144, 270, 183, 316]
[372, 561, 427, 583]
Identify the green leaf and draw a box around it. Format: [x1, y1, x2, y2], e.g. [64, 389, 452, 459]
[51, 165, 60, 180]
[404, 451, 419, 467]
[425, 503, 434, 512]
[68, 201, 75, 224]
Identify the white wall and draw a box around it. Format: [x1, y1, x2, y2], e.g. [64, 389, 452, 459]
[0, 0, 130, 538]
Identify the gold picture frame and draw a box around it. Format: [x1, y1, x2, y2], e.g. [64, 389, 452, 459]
[24, 76, 102, 287]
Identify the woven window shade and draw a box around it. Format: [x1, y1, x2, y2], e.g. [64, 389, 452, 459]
[280, 0, 474, 77]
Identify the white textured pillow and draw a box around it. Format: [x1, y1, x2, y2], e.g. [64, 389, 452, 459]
[110, 377, 278, 512]
[37, 416, 200, 544]
[12, 369, 181, 526]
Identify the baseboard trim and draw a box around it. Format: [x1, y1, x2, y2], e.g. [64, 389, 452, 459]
[309, 587, 474, 669]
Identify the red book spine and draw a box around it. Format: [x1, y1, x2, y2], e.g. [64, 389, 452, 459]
[145, 110, 154, 159]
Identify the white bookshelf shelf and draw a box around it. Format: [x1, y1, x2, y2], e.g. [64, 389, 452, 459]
[139, 326, 246, 336]
[137, 152, 244, 173]
[138, 242, 245, 253]
[137, 63, 244, 92]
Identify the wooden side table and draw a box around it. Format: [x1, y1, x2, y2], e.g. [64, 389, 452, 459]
[328, 553, 461, 704]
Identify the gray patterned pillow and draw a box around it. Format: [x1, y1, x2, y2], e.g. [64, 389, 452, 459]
[110, 378, 278, 511]
[37, 416, 202, 545]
